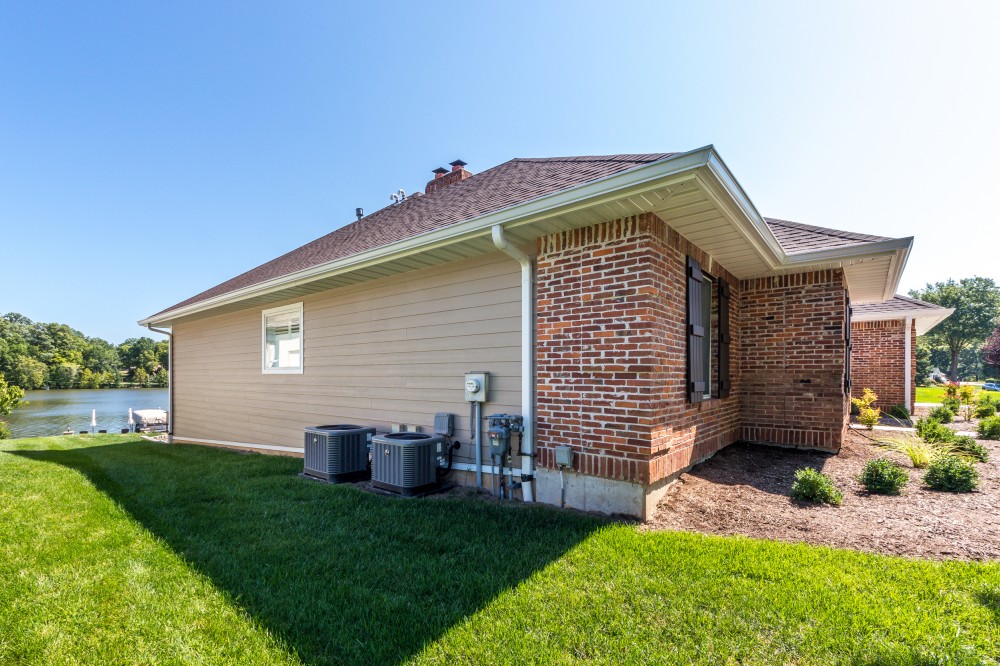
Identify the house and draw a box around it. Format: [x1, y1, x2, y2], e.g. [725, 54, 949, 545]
[850, 295, 953, 411]
[140, 147, 916, 518]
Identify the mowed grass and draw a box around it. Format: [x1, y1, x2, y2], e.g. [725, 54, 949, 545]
[916, 385, 950, 403]
[1, 436, 998, 665]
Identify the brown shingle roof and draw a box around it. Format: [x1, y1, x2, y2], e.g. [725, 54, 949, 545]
[153, 153, 677, 317]
[853, 294, 951, 316]
[764, 217, 890, 254]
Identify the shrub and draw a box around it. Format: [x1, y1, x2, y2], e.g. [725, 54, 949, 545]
[857, 407, 881, 429]
[941, 397, 961, 415]
[952, 435, 989, 463]
[852, 388, 881, 429]
[851, 388, 878, 412]
[859, 458, 909, 495]
[974, 401, 997, 419]
[915, 418, 956, 444]
[945, 382, 960, 400]
[978, 416, 1000, 440]
[0, 421, 10, 440]
[928, 406, 954, 424]
[790, 467, 843, 506]
[886, 404, 910, 421]
[923, 455, 979, 492]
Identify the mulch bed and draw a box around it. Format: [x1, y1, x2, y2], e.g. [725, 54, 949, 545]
[646, 430, 1000, 561]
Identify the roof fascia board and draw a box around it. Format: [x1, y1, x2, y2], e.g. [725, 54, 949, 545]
[852, 307, 954, 322]
[699, 151, 787, 264]
[140, 147, 719, 326]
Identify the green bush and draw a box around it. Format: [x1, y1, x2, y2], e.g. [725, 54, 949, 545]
[978, 416, 1000, 440]
[790, 467, 843, 506]
[952, 435, 989, 463]
[886, 404, 910, 421]
[941, 397, 961, 414]
[974, 402, 997, 419]
[928, 405, 954, 423]
[858, 458, 909, 495]
[923, 456, 979, 492]
[0, 420, 10, 440]
[857, 407, 881, 429]
[915, 417, 955, 444]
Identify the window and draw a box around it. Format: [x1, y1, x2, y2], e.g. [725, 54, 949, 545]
[687, 256, 731, 403]
[262, 303, 303, 374]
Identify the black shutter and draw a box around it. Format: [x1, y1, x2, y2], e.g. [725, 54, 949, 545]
[844, 291, 853, 394]
[718, 280, 731, 398]
[687, 256, 706, 403]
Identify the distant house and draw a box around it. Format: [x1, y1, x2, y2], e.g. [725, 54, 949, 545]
[141, 147, 916, 518]
[850, 295, 953, 410]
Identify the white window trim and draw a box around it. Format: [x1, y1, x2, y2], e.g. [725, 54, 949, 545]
[261, 303, 304, 375]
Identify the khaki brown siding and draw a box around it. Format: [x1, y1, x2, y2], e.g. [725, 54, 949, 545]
[172, 252, 522, 465]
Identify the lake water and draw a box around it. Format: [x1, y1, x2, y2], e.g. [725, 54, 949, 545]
[4, 388, 169, 439]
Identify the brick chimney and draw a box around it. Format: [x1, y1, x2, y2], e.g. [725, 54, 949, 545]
[425, 159, 472, 195]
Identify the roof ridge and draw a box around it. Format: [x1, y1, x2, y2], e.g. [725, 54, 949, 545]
[511, 153, 675, 164]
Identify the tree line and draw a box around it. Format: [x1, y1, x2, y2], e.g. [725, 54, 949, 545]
[0, 313, 168, 390]
[911, 277, 1000, 382]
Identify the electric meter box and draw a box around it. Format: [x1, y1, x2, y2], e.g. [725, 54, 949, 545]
[464, 371, 489, 402]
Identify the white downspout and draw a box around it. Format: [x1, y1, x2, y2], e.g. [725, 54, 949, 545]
[904, 316, 913, 413]
[491, 225, 535, 502]
[147, 325, 173, 439]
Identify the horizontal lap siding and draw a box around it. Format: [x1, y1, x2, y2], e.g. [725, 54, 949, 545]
[172, 253, 522, 464]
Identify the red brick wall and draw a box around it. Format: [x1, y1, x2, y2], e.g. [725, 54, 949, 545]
[850, 319, 915, 409]
[739, 271, 849, 451]
[535, 213, 741, 487]
[535, 214, 852, 489]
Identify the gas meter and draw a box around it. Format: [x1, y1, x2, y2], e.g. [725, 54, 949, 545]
[486, 414, 523, 458]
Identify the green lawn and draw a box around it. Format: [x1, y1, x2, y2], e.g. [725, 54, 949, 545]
[2, 435, 999, 665]
[916, 385, 950, 403]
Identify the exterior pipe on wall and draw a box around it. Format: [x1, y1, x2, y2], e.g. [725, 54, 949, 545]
[146, 325, 173, 438]
[904, 316, 913, 413]
[491, 225, 535, 502]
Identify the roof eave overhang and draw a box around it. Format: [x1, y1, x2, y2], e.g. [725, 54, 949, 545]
[141, 146, 724, 326]
[852, 306, 954, 336]
[139, 146, 911, 326]
[780, 236, 913, 302]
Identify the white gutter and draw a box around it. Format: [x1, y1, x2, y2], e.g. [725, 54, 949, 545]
[491, 224, 535, 502]
[146, 325, 173, 437]
[904, 316, 913, 413]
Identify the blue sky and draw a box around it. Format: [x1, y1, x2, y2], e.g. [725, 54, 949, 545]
[2, 1, 997, 343]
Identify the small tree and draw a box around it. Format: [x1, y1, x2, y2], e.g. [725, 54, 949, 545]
[151, 368, 168, 388]
[133, 367, 149, 387]
[983, 326, 1000, 377]
[959, 384, 978, 422]
[0, 376, 25, 440]
[852, 388, 881, 429]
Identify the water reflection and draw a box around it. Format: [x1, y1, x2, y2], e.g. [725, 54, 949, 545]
[4, 388, 168, 438]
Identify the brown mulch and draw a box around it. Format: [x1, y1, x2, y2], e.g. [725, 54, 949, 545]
[645, 430, 1000, 561]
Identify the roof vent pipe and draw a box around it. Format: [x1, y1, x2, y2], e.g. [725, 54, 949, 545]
[355, 208, 364, 220]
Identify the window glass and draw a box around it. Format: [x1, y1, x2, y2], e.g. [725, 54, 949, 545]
[263, 305, 302, 372]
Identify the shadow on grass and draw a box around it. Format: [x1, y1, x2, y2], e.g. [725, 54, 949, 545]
[977, 586, 1000, 623]
[12, 441, 603, 665]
